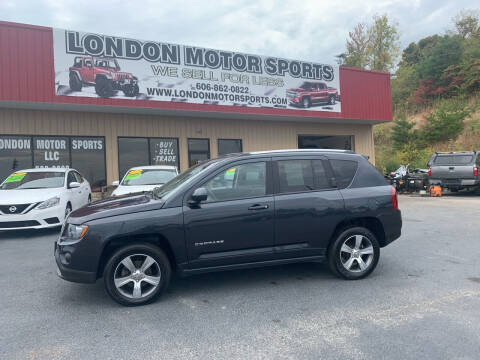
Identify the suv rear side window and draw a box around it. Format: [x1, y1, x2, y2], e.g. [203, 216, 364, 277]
[330, 160, 358, 189]
[277, 160, 314, 193]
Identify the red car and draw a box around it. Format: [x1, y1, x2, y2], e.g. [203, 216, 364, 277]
[287, 81, 338, 108]
[69, 56, 139, 98]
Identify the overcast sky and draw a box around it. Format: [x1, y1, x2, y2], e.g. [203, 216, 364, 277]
[0, 0, 476, 64]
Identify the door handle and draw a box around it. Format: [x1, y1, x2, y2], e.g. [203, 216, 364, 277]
[248, 204, 269, 210]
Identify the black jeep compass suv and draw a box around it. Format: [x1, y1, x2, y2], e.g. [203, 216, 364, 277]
[55, 150, 402, 306]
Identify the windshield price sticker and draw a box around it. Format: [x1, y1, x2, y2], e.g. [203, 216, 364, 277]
[125, 169, 143, 181]
[4, 172, 27, 183]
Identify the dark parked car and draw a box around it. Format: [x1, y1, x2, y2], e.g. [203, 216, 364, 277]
[55, 150, 402, 306]
[428, 151, 480, 192]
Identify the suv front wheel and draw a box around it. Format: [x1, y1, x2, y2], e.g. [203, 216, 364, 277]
[104, 243, 171, 306]
[328, 227, 380, 280]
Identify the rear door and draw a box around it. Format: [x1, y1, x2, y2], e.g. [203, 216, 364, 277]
[272, 156, 345, 259]
[183, 158, 275, 268]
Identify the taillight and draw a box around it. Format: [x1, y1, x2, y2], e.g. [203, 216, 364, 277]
[391, 186, 399, 210]
[428, 168, 431, 177]
[474, 167, 479, 177]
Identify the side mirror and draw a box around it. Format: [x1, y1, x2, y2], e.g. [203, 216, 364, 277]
[112, 180, 119, 186]
[189, 187, 208, 204]
[69, 181, 81, 189]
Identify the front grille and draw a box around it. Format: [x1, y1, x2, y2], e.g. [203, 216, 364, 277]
[0, 203, 32, 214]
[0, 220, 40, 228]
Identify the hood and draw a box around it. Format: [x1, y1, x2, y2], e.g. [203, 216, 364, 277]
[112, 185, 160, 196]
[68, 193, 166, 224]
[0, 188, 64, 204]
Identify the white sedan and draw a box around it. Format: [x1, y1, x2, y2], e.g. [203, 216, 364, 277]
[111, 165, 178, 196]
[0, 168, 91, 231]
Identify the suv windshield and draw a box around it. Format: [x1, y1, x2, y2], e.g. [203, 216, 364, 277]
[0, 171, 65, 190]
[153, 160, 217, 199]
[121, 169, 177, 186]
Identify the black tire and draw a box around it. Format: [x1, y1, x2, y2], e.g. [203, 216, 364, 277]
[69, 72, 82, 91]
[104, 243, 171, 306]
[328, 226, 380, 280]
[329, 95, 336, 105]
[302, 97, 311, 108]
[95, 77, 114, 98]
[123, 84, 139, 97]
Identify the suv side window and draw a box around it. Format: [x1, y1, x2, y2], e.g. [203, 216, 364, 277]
[312, 160, 332, 189]
[330, 159, 358, 189]
[277, 160, 314, 193]
[203, 162, 266, 202]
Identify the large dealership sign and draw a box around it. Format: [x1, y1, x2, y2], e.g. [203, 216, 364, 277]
[53, 29, 341, 113]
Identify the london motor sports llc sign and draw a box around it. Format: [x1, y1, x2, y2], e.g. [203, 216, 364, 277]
[53, 29, 341, 113]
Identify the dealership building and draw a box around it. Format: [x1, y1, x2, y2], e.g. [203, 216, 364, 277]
[0, 21, 392, 192]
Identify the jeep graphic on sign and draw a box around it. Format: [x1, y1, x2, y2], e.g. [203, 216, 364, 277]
[68, 56, 139, 98]
[286, 81, 339, 108]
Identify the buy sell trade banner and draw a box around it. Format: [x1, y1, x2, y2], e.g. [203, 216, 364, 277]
[53, 28, 341, 113]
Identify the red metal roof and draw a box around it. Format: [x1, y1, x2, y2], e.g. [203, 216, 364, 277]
[0, 21, 392, 122]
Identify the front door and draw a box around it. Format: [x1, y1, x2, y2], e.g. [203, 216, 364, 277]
[183, 159, 275, 269]
[272, 157, 345, 258]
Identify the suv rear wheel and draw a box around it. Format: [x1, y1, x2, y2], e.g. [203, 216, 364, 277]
[104, 243, 171, 306]
[328, 227, 380, 280]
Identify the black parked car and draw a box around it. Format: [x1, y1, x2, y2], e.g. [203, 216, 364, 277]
[55, 150, 402, 306]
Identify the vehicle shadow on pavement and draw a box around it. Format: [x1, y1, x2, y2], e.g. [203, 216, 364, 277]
[168, 262, 335, 296]
[55, 262, 337, 307]
[0, 227, 61, 240]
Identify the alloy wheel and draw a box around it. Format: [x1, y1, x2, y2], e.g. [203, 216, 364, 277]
[339, 234, 374, 273]
[114, 254, 161, 299]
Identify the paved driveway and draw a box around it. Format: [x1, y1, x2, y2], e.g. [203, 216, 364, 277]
[1, 195, 479, 359]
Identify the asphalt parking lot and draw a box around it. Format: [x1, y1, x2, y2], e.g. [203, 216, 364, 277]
[1, 194, 480, 360]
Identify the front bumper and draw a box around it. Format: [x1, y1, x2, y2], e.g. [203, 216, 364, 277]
[0, 206, 64, 231]
[54, 241, 96, 283]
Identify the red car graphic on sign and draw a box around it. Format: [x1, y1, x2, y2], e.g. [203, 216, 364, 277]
[68, 56, 139, 98]
[286, 81, 339, 108]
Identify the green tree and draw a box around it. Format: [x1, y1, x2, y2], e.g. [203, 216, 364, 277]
[366, 14, 400, 72]
[343, 23, 370, 68]
[390, 115, 418, 150]
[420, 100, 470, 143]
[391, 64, 419, 109]
[453, 10, 480, 39]
[417, 35, 462, 84]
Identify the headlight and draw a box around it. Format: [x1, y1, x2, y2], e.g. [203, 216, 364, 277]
[64, 224, 89, 240]
[37, 196, 60, 209]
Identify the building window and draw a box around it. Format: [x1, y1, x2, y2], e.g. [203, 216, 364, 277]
[118, 137, 180, 180]
[188, 138, 210, 167]
[0, 136, 33, 183]
[33, 136, 70, 168]
[298, 135, 353, 150]
[118, 138, 149, 180]
[149, 138, 179, 168]
[218, 139, 242, 156]
[71, 137, 106, 191]
[0, 135, 106, 191]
